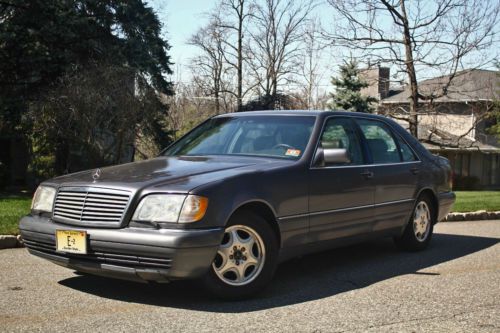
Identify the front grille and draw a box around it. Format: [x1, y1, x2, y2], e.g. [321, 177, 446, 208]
[23, 237, 172, 270]
[53, 187, 130, 226]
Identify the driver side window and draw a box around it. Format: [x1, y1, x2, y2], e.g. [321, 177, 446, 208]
[320, 118, 364, 165]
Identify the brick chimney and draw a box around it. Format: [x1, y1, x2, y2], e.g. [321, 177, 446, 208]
[360, 66, 390, 100]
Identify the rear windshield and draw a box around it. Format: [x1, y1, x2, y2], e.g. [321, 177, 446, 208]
[163, 115, 316, 159]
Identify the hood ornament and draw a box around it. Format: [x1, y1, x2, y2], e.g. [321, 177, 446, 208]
[92, 168, 102, 182]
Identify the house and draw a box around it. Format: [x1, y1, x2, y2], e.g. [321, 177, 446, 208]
[360, 68, 500, 189]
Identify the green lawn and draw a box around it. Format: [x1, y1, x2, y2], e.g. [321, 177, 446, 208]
[0, 195, 31, 235]
[452, 191, 500, 213]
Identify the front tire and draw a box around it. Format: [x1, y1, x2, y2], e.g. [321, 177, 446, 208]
[202, 210, 278, 299]
[394, 195, 435, 251]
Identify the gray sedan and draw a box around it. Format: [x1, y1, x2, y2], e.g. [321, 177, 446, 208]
[20, 111, 455, 299]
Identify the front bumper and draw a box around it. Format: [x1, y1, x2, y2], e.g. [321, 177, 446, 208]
[19, 215, 224, 283]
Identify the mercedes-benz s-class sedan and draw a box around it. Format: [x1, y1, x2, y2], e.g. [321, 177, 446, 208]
[20, 111, 455, 299]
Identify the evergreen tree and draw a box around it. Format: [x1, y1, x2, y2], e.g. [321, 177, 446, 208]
[0, 1, 174, 178]
[328, 60, 377, 113]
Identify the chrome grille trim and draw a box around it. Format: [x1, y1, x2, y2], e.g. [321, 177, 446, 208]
[53, 187, 131, 227]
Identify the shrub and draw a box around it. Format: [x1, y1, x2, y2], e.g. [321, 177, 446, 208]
[453, 175, 480, 190]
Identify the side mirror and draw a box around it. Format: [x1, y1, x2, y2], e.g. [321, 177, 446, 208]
[314, 148, 350, 166]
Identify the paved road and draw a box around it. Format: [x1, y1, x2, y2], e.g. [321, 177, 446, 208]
[1, 221, 499, 333]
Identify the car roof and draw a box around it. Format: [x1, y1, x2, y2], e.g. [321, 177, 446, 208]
[215, 110, 390, 121]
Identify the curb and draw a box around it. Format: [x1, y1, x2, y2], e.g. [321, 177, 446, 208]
[1, 211, 499, 250]
[0, 235, 23, 249]
[442, 210, 500, 222]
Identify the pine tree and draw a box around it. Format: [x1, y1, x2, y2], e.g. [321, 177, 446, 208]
[0, 0, 174, 177]
[0, 0, 173, 131]
[328, 60, 377, 113]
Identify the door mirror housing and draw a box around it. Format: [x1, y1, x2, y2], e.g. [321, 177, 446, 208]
[314, 148, 350, 166]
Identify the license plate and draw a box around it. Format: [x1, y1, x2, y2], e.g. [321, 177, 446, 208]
[56, 230, 87, 254]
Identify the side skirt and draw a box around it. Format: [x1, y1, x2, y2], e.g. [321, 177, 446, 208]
[277, 227, 402, 263]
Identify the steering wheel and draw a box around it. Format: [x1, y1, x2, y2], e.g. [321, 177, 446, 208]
[272, 143, 295, 150]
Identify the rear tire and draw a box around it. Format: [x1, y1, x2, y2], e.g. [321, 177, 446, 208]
[202, 210, 278, 300]
[394, 195, 435, 251]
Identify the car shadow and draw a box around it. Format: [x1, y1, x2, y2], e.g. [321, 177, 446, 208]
[58, 233, 498, 313]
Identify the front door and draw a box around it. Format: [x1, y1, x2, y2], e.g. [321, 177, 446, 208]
[308, 117, 375, 243]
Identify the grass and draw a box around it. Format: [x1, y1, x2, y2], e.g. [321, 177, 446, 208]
[452, 191, 500, 213]
[0, 195, 31, 235]
[0, 190, 498, 235]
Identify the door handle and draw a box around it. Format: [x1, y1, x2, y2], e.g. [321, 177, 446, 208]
[410, 167, 420, 175]
[361, 170, 374, 179]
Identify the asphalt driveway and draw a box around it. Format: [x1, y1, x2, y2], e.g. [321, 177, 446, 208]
[1, 220, 499, 332]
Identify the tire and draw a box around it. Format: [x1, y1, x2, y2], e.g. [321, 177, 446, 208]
[202, 210, 278, 300]
[394, 194, 435, 251]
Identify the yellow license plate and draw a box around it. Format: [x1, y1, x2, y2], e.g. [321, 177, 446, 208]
[56, 230, 87, 254]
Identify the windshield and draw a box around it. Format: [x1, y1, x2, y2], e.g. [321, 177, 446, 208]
[163, 115, 316, 159]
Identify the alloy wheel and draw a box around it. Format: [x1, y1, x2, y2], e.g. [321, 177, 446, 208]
[413, 201, 431, 242]
[212, 225, 266, 286]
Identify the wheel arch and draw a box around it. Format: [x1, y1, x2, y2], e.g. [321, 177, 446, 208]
[226, 200, 282, 248]
[415, 187, 439, 224]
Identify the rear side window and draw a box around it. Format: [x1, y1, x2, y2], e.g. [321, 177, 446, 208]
[396, 135, 417, 162]
[357, 119, 400, 164]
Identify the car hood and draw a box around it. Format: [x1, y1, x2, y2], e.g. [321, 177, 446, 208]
[46, 155, 291, 192]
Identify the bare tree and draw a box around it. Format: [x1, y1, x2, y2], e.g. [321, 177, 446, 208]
[189, 15, 232, 115]
[299, 18, 326, 109]
[217, 0, 255, 111]
[164, 80, 225, 140]
[326, 0, 499, 137]
[248, 0, 315, 107]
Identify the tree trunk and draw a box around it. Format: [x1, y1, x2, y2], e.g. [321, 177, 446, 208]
[401, 0, 418, 138]
[54, 139, 69, 175]
[215, 90, 220, 115]
[237, 8, 243, 111]
[271, 77, 278, 109]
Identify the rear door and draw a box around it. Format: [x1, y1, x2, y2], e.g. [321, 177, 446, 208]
[355, 118, 420, 232]
[308, 117, 375, 243]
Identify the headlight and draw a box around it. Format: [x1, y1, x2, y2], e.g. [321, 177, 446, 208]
[178, 195, 209, 223]
[31, 186, 57, 213]
[132, 194, 208, 223]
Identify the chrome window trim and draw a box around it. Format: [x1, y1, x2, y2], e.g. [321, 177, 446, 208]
[310, 160, 422, 170]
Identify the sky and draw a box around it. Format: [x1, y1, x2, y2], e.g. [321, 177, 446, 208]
[149, 0, 500, 93]
[150, 0, 213, 82]
[150, 0, 337, 93]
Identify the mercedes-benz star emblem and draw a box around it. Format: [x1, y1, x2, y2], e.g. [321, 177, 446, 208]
[92, 168, 101, 181]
